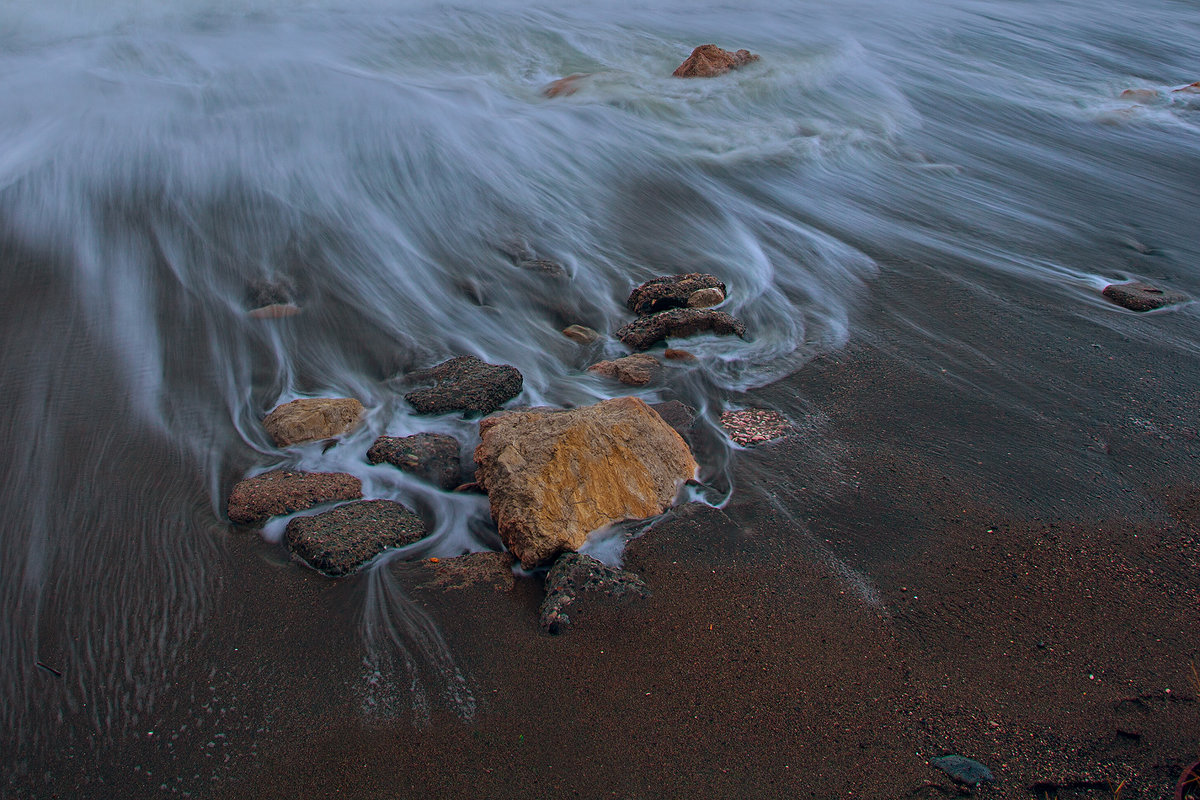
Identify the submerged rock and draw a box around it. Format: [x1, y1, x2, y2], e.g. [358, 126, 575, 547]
[518, 259, 567, 279]
[247, 303, 301, 319]
[672, 44, 759, 78]
[419, 552, 516, 592]
[284, 499, 428, 578]
[473, 396, 697, 568]
[587, 353, 661, 386]
[626, 273, 727, 316]
[543, 73, 589, 98]
[930, 755, 995, 786]
[404, 355, 523, 417]
[562, 324, 601, 344]
[1101, 281, 1188, 311]
[720, 409, 793, 446]
[616, 308, 747, 350]
[367, 433, 461, 490]
[262, 398, 364, 447]
[539, 552, 650, 634]
[227, 469, 362, 526]
[663, 348, 697, 362]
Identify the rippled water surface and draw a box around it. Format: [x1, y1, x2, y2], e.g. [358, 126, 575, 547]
[2, 0, 1199, 790]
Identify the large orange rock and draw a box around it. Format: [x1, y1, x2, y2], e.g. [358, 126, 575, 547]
[473, 397, 697, 567]
[262, 397, 364, 447]
[672, 44, 759, 78]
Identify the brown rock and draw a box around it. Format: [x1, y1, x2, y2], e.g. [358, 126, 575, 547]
[672, 44, 759, 78]
[1173, 81, 1200, 94]
[587, 353, 661, 386]
[544, 73, 589, 98]
[663, 348, 697, 362]
[562, 324, 601, 344]
[615, 308, 747, 350]
[686, 287, 726, 308]
[1119, 89, 1159, 101]
[626, 273, 727, 316]
[419, 552, 516, 591]
[473, 396, 698, 568]
[367, 433, 461, 490]
[284, 499, 428, 577]
[227, 469, 363, 526]
[248, 303, 301, 319]
[262, 398, 364, 447]
[1101, 282, 1188, 312]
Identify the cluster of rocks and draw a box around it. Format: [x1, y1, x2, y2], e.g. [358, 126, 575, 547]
[542, 44, 760, 97]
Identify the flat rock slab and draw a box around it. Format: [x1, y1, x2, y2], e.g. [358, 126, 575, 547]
[626, 273, 727, 316]
[367, 433, 461, 490]
[284, 499, 428, 578]
[474, 396, 698, 568]
[404, 355, 523, 417]
[615, 308, 746, 350]
[419, 552, 516, 592]
[539, 552, 650, 634]
[930, 755, 995, 786]
[227, 469, 363, 526]
[263, 398, 364, 447]
[672, 44, 759, 78]
[1101, 282, 1188, 311]
[720, 409, 793, 446]
[587, 353, 661, 386]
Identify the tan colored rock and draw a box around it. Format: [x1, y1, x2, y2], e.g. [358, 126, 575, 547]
[672, 44, 759, 79]
[544, 73, 589, 98]
[663, 348, 697, 362]
[686, 287, 726, 308]
[248, 303, 301, 319]
[587, 353, 661, 386]
[473, 396, 697, 567]
[262, 397, 364, 447]
[562, 324, 601, 344]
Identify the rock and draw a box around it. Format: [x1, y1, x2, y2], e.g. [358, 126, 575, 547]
[404, 355, 523, 417]
[672, 44, 759, 78]
[452, 481, 485, 494]
[1174, 81, 1200, 94]
[1120, 88, 1159, 101]
[419, 552, 516, 592]
[246, 278, 295, 309]
[615, 308, 747, 351]
[367, 433, 461, 490]
[626, 273, 727, 316]
[587, 353, 661, 386]
[284, 499, 428, 578]
[930, 755, 995, 786]
[719, 409, 793, 446]
[247, 303, 301, 319]
[1101, 282, 1188, 312]
[262, 398, 364, 447]
[518, 259, 567, 279]
[227, 469, 363, 526]
[473, 396, 698, 568]
[562, 324, 601, 344]
[663, 348, 697, 362]
[686, 287, 726, 308]
[649, 401, 698, 438]
[539, 552, 650, 633]
[543, 73, 588, 98]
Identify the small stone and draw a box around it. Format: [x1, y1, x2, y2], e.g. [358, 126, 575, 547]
[1102, 282, 1188, 312]
[367, 433, 461, 490]
[419, 552, 516, 592]
[248, 303, 301, 319]
[663, 348, 697, 362]
[1120, 88, 1159, 101]
[544, 73, 589, 98]
[627, 273, 727, 316]
[539, 552, 650, 633]
[672, 44, 759, 78]
[1173, 81, 1200, 94]
[720, 409, 792, 446]
[518, 259, 567, 279]
[262, 398, 364, 447]
[227, 470, 363, 526]
[404, 355, 523, 417]
[686, 287, 726, 308]
[930, 756, 994, 786]
[284, 499, 428, 578]
[616, 308, 746, 351]
[562, 325, 601, 344]
[453, 481, 485, 494]
[587, 353, 661, 386]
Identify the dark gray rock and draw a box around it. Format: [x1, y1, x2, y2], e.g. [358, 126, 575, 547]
[284, 499, 428, 577]
[1102, 282, 1188, 311]
[649, 400, 698, 439]
[245, 277, 295, 309]
[367, 433, 461, 490]
[615, 308, 746, 350]
[626, 273, 726, 316]
[404, 355, 523, 417]
[539, 552, 650, 634]
[227, 469, 362, 526]
[931, 755, 995, 786]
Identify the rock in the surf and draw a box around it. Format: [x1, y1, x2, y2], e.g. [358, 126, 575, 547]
[663, 348, 697, 362]
[543, 73, 589, 97]
[420, 552, 516, 592]
[262, 397, 364, 447]
[284, 499, 428, 577]
[473, 396, 697, 568]
[1101, 281, 1188, 312]
[672, 44, 759, 78]
[649, 400, 698, 439]
[404, 355, 523, 417]
[367, 433, 461, 490]
[518, 258, 568, 279]
[616, 308, 746, 350]
[539, 552, 650, 634]
[626, 273, 727, 316]
[227, 469, 363, 526]
[562, 324, 601, 344]
[587, 353, 662, 386]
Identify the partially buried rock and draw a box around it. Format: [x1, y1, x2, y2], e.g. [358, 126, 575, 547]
[539, 552, 650, 634]
[930, 755, 995, 786]
[587, 353, 661, 386]
[672, 44, 759, 78]
[562, 324, 601, 344]
[1102, 281, 1188, 312]
[404, 355, 523, 417]
[474, 396, 697, 568]
[616, 308, 746, 350]
[263, 398, 364, 447]
[284, 499, 428, 578]
[247, 303, 301, 319]
[627, 273, 727, 316]
[227, 469, 363, 526]
[420, 552, 516, 592]
[367, 433, 461, 490]
[720, 408, 793, 446]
